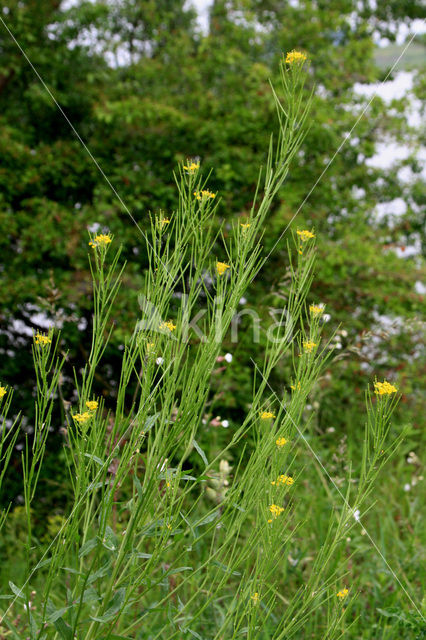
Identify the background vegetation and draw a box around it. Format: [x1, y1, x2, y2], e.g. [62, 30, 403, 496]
[0, 0, 424, 637]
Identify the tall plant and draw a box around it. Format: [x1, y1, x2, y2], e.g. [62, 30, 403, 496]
[0, 54, 403, 640]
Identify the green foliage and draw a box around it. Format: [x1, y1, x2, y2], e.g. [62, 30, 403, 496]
[0, 122, 420, 636]
[0, 1, 424, 636]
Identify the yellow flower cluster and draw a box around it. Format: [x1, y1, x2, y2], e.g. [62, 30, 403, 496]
[297, 229, 315, 255]
[337, 588, 349, 599]
[89, 234, 112, 249]
[240, 222, 251, 231]
[285, 50, 307, 65]
[290, 382, 301, 391]
[157, 217, 170, 228]
[260, 411, 275, 420]
[297, 229, 315, 242]
[303, 341, 317, 353]
[146, 342, 156, 354]
[183, 161, 200, 174]
[268, 503, 285, 522]
[159, 320, 176, 332]
[34, 333, 51, 347]
[73, 412, 91, 425]
[216, 261, 230, 276]
[251, 592, 260, 605]
[271, 474, 294, 487]
[276, 437, 287, 448]
[73, 399, 98, 424]
[309, 304, 324, 316]
[194, 189, 216, 201]
[374, 380, 397, 395]
[0, 386, 7, 399]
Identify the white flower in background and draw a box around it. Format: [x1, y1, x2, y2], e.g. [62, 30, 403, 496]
[221, 419, 229, 428]
[404, 483, 411, 492]
[156, 357, 164, 365]
[353, 509, 360, 522]
[239, 297, 247, 305]
[224, 353, 233, 363]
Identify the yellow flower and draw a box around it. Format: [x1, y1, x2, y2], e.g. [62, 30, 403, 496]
[216, 261, 230, 276]
[194, 189, 216, 201]
[146, 342, 156, 354]
[260, 411, 275, 420]
[285, 50, 307, 64]
[251, 592, 260, 605]
[240, 222, 251, 230]
[276, 437, 287, 448]
[73, 412, 91, 425]
[89, 234, 112, 249]
[183, 161, 200, 174]
[157, 217, 170, 228]
[0, 386, 7, 399]
[271, 475, 294, 487]
[337, 588, 349, 599]
[297, 229, 315, 242]
[303, 341, 317, 353]
[374, 380, 397, 395]
[268, 504, 285, 521]
[309, 304, 324, 316]
[34, 333, 51, 347]
[86, 400, 98, 411]
[159, 320, 176, 332]
[290, 382, 301, 391]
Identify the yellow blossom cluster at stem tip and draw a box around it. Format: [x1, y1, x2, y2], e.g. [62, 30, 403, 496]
[271, 474, 294, 487]
[303, 341, 317, 353]
[216, 261, 230, 276]
[374, 380, 398, 395]
[260, 411, 275, 420]
[159, 320, 176, 332]
[337, 588, 349, 599]
[285, 50, 307, 65]
[72, 411, 91, 425]
[276, 437, 287, 448]
[297, 229, 315, 255]
[157, 217, 170, 228]
[146, 342, 156, 354]
[183, 161, 200, 174]
[194, 189, 216, 201]
[0, 385, 7, 399]
[89, 234, 112, 249]
[290, 381, 301, 391]
[34, 333, 51, 347]
[268, 504, 285, 522]
[251, 592, 260, 605]
[297, 229, 315, 242]
[309, 304, 324, 316]
[240, 222, 251, 230]
[73, 400, 98, 424]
